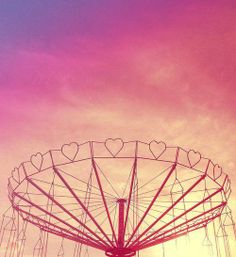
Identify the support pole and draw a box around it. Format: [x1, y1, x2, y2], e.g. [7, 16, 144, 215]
[118, 199, 126, 249]
[105, 199, 136, 257]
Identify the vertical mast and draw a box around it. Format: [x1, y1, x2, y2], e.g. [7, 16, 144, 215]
[117, 199, 126, 248]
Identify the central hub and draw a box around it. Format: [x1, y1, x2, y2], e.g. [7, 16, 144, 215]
[105, 248, 136, 257]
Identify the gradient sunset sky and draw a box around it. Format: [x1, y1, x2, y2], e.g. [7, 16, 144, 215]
[0, 0, 236, 256]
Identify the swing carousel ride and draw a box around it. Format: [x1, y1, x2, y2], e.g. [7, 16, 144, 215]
[0, 138, 235, 257]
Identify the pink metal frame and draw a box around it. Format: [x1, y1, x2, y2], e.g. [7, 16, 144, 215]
[7, 139, 233, 257]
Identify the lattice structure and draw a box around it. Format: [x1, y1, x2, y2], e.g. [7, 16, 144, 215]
[0, 139, 235, 257]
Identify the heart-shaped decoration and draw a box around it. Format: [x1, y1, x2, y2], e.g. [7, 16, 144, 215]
[188, 150, 201, 167]
[149, 141, 166, 159]
[12, 167, 20, 182]
[213, 164, 223, 180]
[61, 142, 79, 161]
[105, 138, 124, 157]
[31, 153, 43, 170]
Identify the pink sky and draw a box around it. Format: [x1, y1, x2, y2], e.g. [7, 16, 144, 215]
[0, 0, 236, 256]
